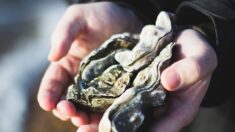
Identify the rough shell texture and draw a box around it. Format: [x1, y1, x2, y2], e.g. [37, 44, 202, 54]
[66, 11, 175, 131]
[66, 33, 139, 112]
[99, 42, 174, 132]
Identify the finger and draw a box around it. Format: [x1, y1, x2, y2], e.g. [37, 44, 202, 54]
[69, 41, 97, 60]
[57, 100, 77, 116]
[72, 113, 101, 127]
[152, 76, 211, 132]
[77, 124, 98, 132]
[151, 107, 190, 132]
[37, 63, 70, 111]
[151, 95, 193, 132]
[49, 6, 86, 61]
[89, 113, 102, 125]
[71, 111, 89, 127]
[52, 109, 70, 121]
[161, 57, 216, 91]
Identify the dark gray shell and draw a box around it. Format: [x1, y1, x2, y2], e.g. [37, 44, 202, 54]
[66, 11, 175, 131]
[99, 42, 174, 132]
[66, 33, 139, 112]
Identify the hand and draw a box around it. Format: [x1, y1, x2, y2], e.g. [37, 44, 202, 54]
[37, 2, 143, 132]
[152, 29, 217, 131]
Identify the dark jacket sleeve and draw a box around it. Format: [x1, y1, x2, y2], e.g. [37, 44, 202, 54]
[174, 0, 235, 107]
[68, 0, 235, 107]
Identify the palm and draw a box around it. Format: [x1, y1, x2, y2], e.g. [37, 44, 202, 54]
[38, 2, 143, 131]
[49, 2, 143, 61]
[152, 29, 217, 131]
[155, 77, 211, 132]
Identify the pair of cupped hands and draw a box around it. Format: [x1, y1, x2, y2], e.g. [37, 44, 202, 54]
[37, 2, 217, 132]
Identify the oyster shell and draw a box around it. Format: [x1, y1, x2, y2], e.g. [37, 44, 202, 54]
[66, 33, 139, 112]
[66, 11, 175, 131]
[99, 42, 174, 132]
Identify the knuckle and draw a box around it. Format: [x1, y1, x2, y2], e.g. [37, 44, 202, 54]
[71, 118, 81, 127]
[203, 45, 218, 71]
[53, 110, 70, 121]
[185, 58, 201, 80]
[209, 49, 218, 71]
[66, 5, 79, 14]
[191, 59, 201, 79]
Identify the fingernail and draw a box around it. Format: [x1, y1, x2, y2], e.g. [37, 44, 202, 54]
[162, 68, 180, 91]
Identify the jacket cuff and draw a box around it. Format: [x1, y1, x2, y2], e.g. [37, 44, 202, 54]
[102, 0, 160, 25]
[175, 1, 235, 107]
[175, 2, 218, 52]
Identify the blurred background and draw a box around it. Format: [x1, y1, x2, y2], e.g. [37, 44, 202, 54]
[0, 0, 235, 132]
[0, 0, 76, 132]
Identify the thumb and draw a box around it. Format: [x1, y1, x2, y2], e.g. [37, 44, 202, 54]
[49, 7, 86, 61]
[161, 57, 216, 91]
[77, 124, 98, 132]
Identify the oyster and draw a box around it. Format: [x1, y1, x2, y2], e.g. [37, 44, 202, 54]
[99, 42, 174, 132]
[66, 11, 175, 131]
[66, 33, 139, 112]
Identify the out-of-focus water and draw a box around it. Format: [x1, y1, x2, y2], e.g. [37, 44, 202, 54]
[0, 1, 67, 132]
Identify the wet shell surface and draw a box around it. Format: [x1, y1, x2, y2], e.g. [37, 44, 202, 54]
[66, 11, 175, 132]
